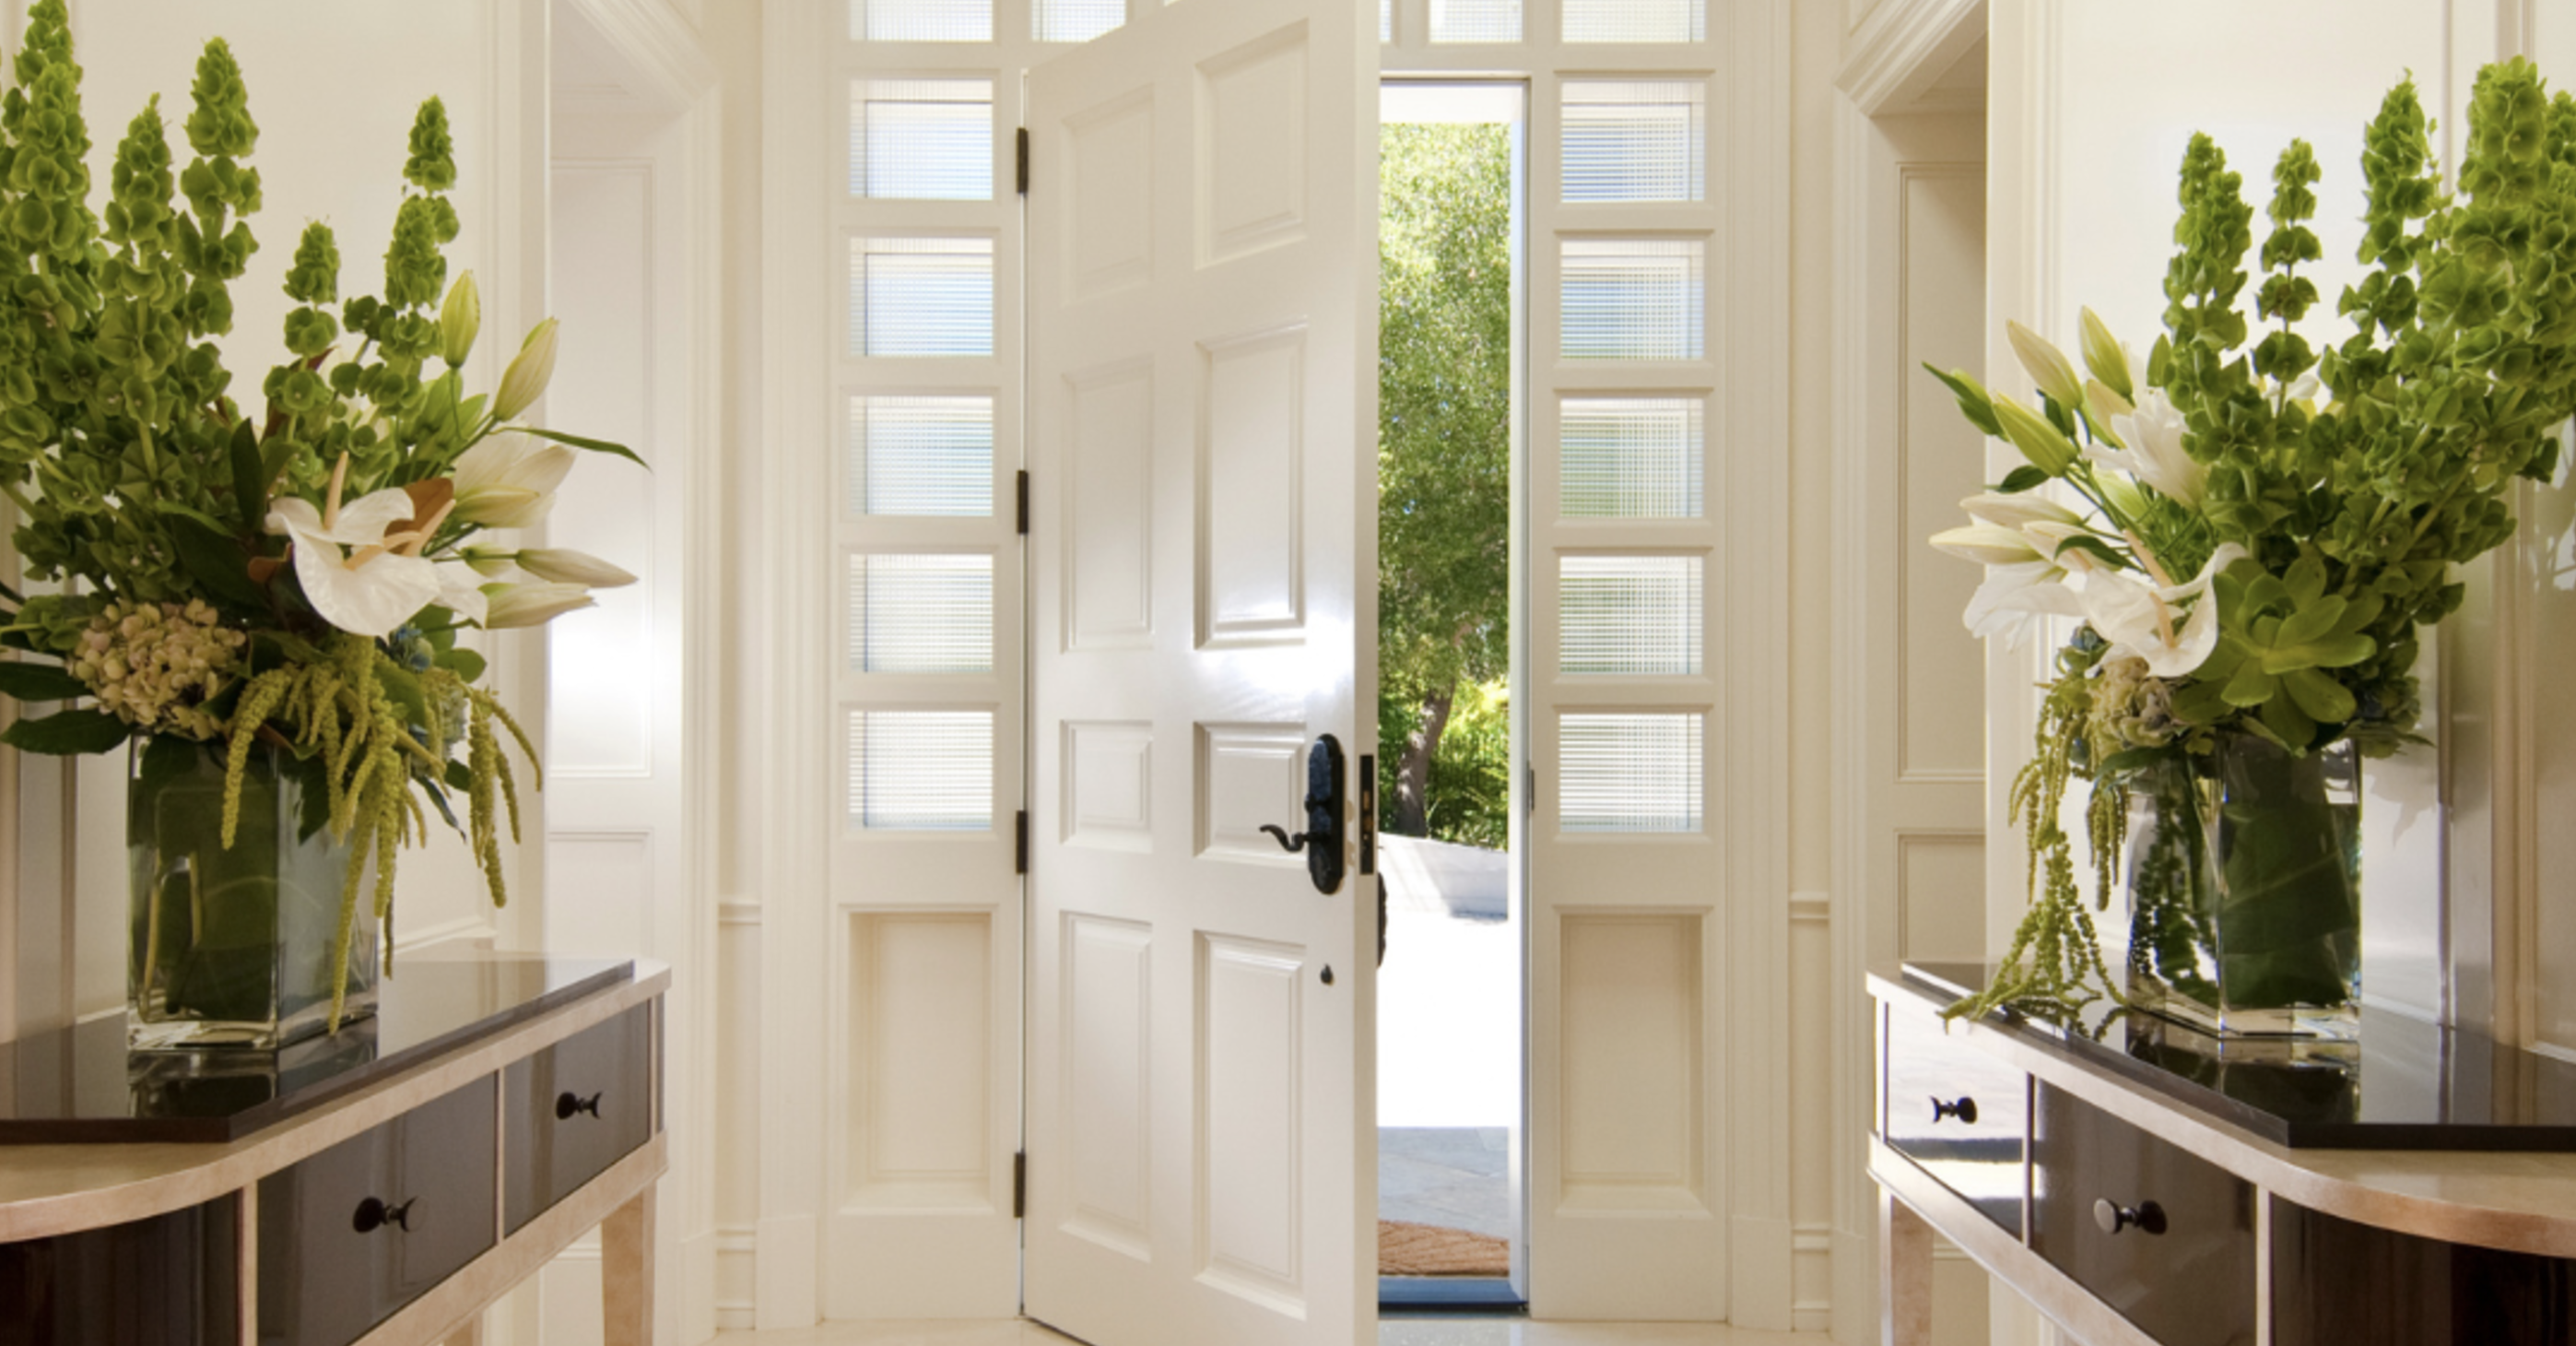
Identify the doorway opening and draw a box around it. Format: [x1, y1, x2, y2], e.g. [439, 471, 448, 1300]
[1373, 78, 1526, 1312]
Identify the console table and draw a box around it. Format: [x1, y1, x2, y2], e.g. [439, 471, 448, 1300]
[0, 955, 668, 1346]
[1873, 962, 2576, 1346]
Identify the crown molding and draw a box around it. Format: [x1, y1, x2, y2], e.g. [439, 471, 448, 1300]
[1835, 0, 1985, 117]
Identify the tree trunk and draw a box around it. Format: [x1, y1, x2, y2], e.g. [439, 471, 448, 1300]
[1391, 684, 1455, 838]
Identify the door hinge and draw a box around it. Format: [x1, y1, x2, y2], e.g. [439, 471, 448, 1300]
[1013, 1151, 1028, 1218]
[1526, 764, 1536, 815]
[1358, 754, 1376, 877]
[1016, 127, 1030, 195]
[1015, 809, 1029, 874]
[1016, 469, 1030, 535]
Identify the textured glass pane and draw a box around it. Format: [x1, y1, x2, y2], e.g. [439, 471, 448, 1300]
[851, 237, 993, 357]
[1562, 0, 1702, 42]
[856, 0, 992, 41]
[853, 80, 993, 200]
[1381, 0, 1393, 41]
[1035, 0, 1122, 41]
[1562, 81, 1704, 203]
[1559, 713, 1702, 832]
[851, 396, 994, 517]
[1559, 398, 1703, 517]
[1560, 239, 1702, 360]
[849, 710, 994, 831]
[1429, 0, 1520, 42]
[1559, 555, 1702, 676]
[851, 554, 994, 674]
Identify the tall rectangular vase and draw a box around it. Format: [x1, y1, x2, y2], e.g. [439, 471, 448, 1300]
[127, 738, 378, 1052]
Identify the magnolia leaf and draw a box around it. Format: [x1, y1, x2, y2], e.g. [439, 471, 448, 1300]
[521, 426, 646, 469]
[169, 513, 274, 612]
[0, 660, 87, 702]
[0, 707, 131, 755]
[438, 646, 487, 683]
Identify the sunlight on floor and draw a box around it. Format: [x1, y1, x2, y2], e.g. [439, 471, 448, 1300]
[712, 1319, 1822, 1346]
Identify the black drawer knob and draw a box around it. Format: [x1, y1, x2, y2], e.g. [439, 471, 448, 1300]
[1928, 1095, 1979, 1126]
[2092, 1198, 2167, 1236]
[557, 1090, 604, 1120]
[352, 1196, 417, 1234]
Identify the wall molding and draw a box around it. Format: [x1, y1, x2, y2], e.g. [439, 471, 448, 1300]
[1835, 0, 1985, 117]
[561, 0, 719, 111]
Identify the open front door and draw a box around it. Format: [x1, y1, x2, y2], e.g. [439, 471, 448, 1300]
[1023, 0, 1377, 1341]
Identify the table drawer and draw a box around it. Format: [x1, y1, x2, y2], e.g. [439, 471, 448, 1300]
[0, 1194, 239, 1345]
[503, 1003, 653, 1233]
[1881, 1003, 2028, 1237]
[2031, 1081, 2254, 1346]
[257, 1077, 496, 1346]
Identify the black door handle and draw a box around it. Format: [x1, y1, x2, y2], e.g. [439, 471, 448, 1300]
[1260, 735, 1346, 894]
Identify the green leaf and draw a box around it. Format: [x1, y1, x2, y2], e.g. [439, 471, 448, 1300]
[168, 513, 273, 612]
[2282, 554, 2327, 608]
[377, 661, 429, 732]
[1997, 466, 2049, 494]
[2222, 659, 2279, 706]
[438, 646, 487, 683]
[228, 420, 265, 534]
[2273, 595, 2349, 649]
[521, 426, 647, 469]
[2096, 745, 2178, 778]
[2259, 688, 2318, 747]
[2261, 631, 2375, 673]
[2282, 667, 2358, 724]
[0, 707, 132, 755]
[0, 660, 88, 702]
[2053, 533, 2132, 572]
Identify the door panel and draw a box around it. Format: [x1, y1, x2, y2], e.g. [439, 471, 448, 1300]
[1023, 0, 1376, 1340]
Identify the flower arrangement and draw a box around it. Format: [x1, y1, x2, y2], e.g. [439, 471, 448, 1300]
[0, 3, 637, 1029]
[1928, 58, 2576, 1023]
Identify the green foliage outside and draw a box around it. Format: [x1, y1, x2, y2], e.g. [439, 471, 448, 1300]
[1378, 122, 1511, 849]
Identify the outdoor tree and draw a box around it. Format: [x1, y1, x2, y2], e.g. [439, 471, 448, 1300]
[1378, 123, 1511, 844]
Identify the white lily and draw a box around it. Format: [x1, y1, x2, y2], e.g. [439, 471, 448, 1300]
[482, 582, 596, 629]
[266, 458, 442, 638]
[1959, 490, 2082, 532]
[1930, 524, 2045, 567]
[451, 435, 577, 529]
[512, 548, 638, 588]
[2078, 542, 2248, 679]
[2099, 386, 2207, 507]
[1963, 560, 2087, 648]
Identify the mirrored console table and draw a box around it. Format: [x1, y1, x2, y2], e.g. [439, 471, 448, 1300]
[1873, 962, 2576, 1346]
[0, 955, 668, 1346]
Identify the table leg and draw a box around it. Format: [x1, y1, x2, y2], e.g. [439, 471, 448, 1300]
[440, 1314, 488, 1346]
[1880, 1184, 1934, 1346]
[603, 1183, 658, 1346]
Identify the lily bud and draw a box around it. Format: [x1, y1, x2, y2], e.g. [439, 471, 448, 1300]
[460, 546, 518, 578]
[1929, 525, 2045, 567]
[2006, 320, 2086, 410]
[481, 582, 596, 629]
[440, 271, 480, 368]
[1959, 491, 2080, 532]
[493, 317, 559, 420]
[2078, 307, 2133, 401]
[451, 435, 577, 528]
[1993, 396, 2080, 478]
[2084, 379, 2134, 447]
[514, 548, 637, 588]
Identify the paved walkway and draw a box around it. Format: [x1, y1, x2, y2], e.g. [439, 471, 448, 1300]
[1377, 837, 1517, 1244]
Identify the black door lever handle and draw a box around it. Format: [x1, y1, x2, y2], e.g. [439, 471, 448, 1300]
[1259, 824, 1312, 854]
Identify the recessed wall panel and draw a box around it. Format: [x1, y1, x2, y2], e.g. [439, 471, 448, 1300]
[1065, 721, 1154, 852]
[1558, 912, 1703, 1211]
[1199, 327, 1307, 646]
[1898, 166, 1992, 782]
[1196, 29, 1308, 265]
[848, 912, 993, 1210]
[1064, 915, 1153, 1257]
[1196, 724, 1307, 860]
[1065, 89, 1155, 302]
[1197, 933, 1305, 1311]
[1065, 361, 1156, 650]
[1898, 833, 1986, 963]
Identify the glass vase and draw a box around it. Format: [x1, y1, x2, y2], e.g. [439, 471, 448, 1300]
[127, 738, 377, 1051]
[2122, 733, 2361, 1038]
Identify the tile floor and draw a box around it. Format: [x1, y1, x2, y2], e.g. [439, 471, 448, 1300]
[712, 1320, 1817, 1346]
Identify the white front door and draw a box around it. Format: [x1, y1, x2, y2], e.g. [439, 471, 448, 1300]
[1022, 0, 1378, 1339]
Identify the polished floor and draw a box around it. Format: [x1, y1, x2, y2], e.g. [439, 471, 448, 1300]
[712, 1320, 1817, 1346]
